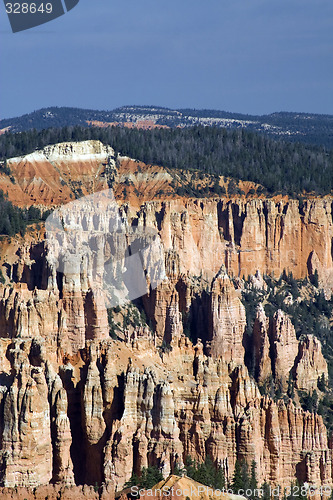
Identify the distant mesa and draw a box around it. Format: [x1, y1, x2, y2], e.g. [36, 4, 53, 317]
[1, 104, 332, 148]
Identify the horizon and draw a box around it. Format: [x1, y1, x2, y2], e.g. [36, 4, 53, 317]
[2, 103, 333, 122]
[1, 0, 332, 120]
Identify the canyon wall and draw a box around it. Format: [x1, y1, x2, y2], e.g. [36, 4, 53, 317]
[3, 142, 333, 290]
[130, 197, 333, 292]
[0, 239, 330, 492]
[0, 142, 332, 495]
[0, 334, 331, 492]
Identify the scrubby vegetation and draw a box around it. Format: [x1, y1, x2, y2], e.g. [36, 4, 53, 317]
[107, 300, 151, 340]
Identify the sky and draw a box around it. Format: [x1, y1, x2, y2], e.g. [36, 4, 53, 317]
[0, 0, 332, 119]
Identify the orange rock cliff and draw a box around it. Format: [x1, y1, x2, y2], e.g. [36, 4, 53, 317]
[0, 141, 332, 496]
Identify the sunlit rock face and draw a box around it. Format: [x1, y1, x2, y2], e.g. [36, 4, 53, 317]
[0, 142, 332, 495]
[0, 334, 330, 492]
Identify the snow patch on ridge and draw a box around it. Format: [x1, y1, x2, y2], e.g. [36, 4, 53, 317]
[8, 140, 115, 164]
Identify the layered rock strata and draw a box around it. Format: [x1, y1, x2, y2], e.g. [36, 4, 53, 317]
[208, 270, 246, 363]
[132, 197, 333, 292]
[0, 142, 332, 495]
[0, 201, 330, 492]
[0, 336, 331, 492]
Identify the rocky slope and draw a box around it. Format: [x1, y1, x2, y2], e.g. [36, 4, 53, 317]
[0, 141, 332, 496]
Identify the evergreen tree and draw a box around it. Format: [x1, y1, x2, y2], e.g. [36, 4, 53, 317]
[249, 460, 259, 499]
[184, 455, 225, 490]
[241, 460, 250, 491]
[1, 124, 333, 197]
[232, 460, 244, 493]
[262, 481, 271, 500]
[214, 465, 225, 490]
[124, 466, 163, 489]
[318, 373, 327, 392]
[140, 466, 163, 489]
[124, 472, 140, 489]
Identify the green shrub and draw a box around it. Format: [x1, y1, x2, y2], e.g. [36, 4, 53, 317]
[125, 466, 163, 489]
[184, 455, 225, 490]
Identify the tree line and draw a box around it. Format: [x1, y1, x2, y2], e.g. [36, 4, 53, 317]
[0, 125, 333, 196]
[125, 457, 307, 500]
[1, 106, 333, 148]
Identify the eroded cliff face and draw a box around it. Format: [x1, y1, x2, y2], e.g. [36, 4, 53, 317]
[252, 306, 328, 394]
[0, 338, 74, 488]
[129, 197, 333, 292]
[3, 141, 333, 290]
[0, 243, 330, 492]
[0, 333, 330, 492]
[5, 141, 116, 206]
[208, 271, 246, 363]
[293, 335, 328, 392]
[0, 142, 332, 495]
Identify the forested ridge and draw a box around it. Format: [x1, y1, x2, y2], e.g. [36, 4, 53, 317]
[1, 105, 333, 148]
[1, 125, 333, 196]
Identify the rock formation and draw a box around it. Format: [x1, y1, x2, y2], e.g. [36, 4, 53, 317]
[293, 335, 328, 392]
[252, 304, 272, 384]
[270, 310, 299, 387]
[252, 306, 328, 394]
[208, 270, 246, 364]
[4, 146, 333, 292]
[0, 339, 71, 488]
[0, 332, 330, 492]
[0, 142, 332, 496]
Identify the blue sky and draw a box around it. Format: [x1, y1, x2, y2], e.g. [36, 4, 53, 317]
[0, 0, 332, 119]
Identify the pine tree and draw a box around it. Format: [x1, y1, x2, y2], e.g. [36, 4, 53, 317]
[232, 460, 244, 493]
[124, 466, 163, 489]
[262, 481, 271, 500]
[214, 465, 225, 490]
[249, 460, 259, 499]
[140, 466, 163, 489]
[184, 455, 225, 490]
[318, 373, 326, 392]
